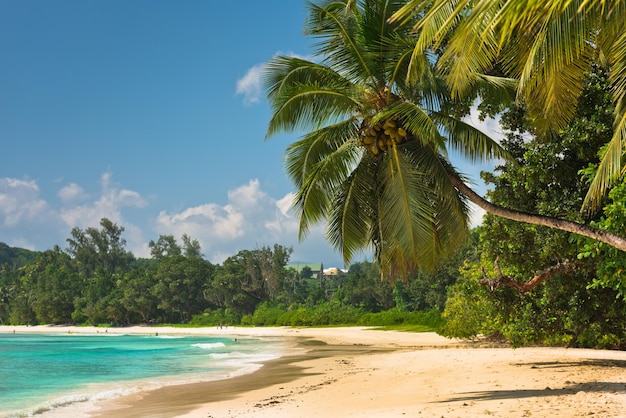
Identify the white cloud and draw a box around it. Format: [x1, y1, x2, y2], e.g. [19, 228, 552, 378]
[57, 172, 149, 256]
[227, 179, 266, 208]
[276, 192, 295, 216]
[468, 203, 486, 229]
[0, 173, 344, 266]
[235, 63, 266, 105]
[462, 106, 506, 144]
[154, 180, 327, 264]
[235, 52, 314, 106]
[60, 172, 147, 229]
[0, 177, 49, 226]
[157, 203, 245, 241]
[58, 182, 86, 203]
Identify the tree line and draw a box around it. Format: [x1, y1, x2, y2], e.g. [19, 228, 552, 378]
[0, 218, 457, 328]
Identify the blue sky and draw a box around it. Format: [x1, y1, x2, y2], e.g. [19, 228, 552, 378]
[0, 1, 500, 266]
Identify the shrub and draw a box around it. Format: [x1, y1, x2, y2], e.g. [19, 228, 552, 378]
[189, 309, 241, 326]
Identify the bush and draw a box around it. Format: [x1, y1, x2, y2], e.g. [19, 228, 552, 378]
[189, 309, 241, 327]
[240, 302, 286, 326]
[358, 308, 444, 330]
[438, 274, 501, 340]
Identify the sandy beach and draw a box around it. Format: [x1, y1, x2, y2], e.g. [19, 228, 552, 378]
[2, 325, 626, 417]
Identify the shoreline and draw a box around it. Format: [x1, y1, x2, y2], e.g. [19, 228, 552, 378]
[3, 325, 626, 417]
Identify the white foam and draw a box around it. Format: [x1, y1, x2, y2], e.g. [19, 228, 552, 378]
[192, 342, 226, 349]
[3, 337, 291, 418]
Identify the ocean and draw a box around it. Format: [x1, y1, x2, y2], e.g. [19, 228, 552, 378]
[0, 331, 284, 418]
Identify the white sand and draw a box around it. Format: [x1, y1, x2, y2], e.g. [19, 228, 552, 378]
[3, 325, 626, 417]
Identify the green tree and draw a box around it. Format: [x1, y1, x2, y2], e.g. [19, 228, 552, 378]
[67, 218, 134, 324]
[264, 0, 507, 277]
[149, 235, 182, 259]
[0, 265, 21, 324]
[120, 266, 161, 324]
[394, 0, 626, 217]
[336, 261, 394, 311]
[404, 230, 479, 310]
[441, 67, 626, 348]
[181, 234, 203, 258]
[27, 246, 81, 324]
[206, 245, 292, 314]
[579, 176, 626, 297]
[300, 266, 313, 279]
[207, 252, 260, 315]
[66, 218, 134, 277]
[258, 244, 293, 300]
[152, 255, 214, 323]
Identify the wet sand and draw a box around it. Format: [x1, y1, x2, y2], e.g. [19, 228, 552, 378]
[3, 325, 626, 417]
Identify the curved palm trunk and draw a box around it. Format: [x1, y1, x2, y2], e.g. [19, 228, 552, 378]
[448, 174, 626, 251]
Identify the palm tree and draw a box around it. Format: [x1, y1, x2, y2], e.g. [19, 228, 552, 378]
[264, 0, 509, 276]
[393, 0, 626, 212]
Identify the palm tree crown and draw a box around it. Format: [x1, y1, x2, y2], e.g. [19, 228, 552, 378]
[264, 0, 506, 276]
[394, 0, 626, 212]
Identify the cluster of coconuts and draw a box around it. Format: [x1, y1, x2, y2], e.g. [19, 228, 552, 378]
[358, 119, 408, 156]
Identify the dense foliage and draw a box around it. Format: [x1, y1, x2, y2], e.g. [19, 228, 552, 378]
[440, 67, 626, 349]
[0, 218, 460, 330]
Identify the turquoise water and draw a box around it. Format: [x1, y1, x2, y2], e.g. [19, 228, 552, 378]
[0, 332, 281, 417]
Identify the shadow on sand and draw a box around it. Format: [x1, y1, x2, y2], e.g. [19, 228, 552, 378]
[441, 358, 626, 403]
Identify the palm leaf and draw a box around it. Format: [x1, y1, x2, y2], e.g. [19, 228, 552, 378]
[264, 56, 352, 101]
[294, 137, 362, 239]
[326, 155, 378, 263]
[582, 112, 626, 212]
[284, 119, 359, 189]
[266, 82, 361, 137]
[431, 111, 511, 163]
[305, 1, 374, 82]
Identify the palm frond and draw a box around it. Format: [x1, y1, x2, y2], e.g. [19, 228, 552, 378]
[264, 56, 352, 101]
[406, 143, 471, 229]
[378, 145, 436, 273]
[431, 111, 511, 163]
[408, 0, 467, 82]
[284, 119, 359, 189]
[609, 29, 626, 109]
[582, 112, 626, 212]
[305, 1, 374, 82]
[438, 0, 501, 98]
[266, 83, 361, 138]
[510, 1, 594, 128]
[376, 145, 470, 273]
[293, 137, 362, 239]
[326, 155, 378, 263]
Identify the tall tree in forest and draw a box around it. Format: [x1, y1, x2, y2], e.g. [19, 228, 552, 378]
[264, 0, 507, 276]
[66, 218, 134, 277]
[478, 65, 613, 288]
[149, 235, 182, 259]
[181, 234, 203, 259]
[151, 256, 213, 323]
[67, 218, 134, 324]
[27, 246, 81, 324]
